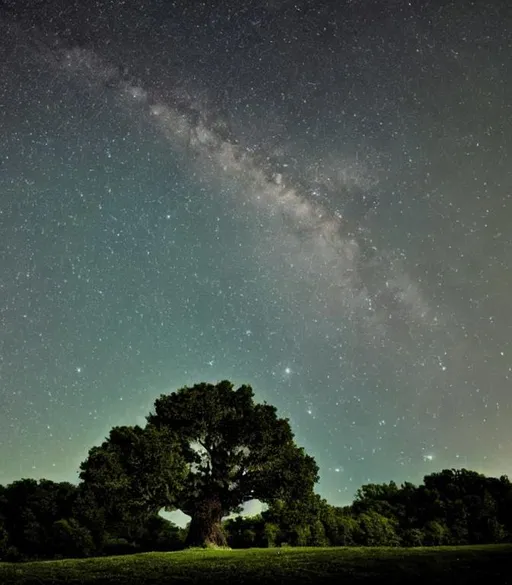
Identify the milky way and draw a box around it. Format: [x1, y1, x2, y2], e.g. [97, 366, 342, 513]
[1, 1, 511, 518]
[51, 42, 436, 337]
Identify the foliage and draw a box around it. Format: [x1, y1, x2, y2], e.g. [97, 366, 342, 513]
[0, 524, 9, 558]
[51, 518, 95, 558]
[146, 381, 319, 546]
[352, 469, 512, 546]
[0, 479, 78, 560]
[401, 528, 424, 547]
[137, 514, 186, 552]
[1, 381, 511, 559]
[78, 424, 187, 540]
[262, 522, 280, 547]
[224, 515, 263, 548]
[332, 513, 359, 546]
[423, 520, 450, 546]
[71, 484, 107, 553]
[354, 511, 401, 546]
[1, 462, 511, 560]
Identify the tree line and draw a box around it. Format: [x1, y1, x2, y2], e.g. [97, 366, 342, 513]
[225, 469, 512, 548]
[1, 381, 511, 561]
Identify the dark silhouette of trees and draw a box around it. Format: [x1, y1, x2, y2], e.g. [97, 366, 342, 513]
[1, 465, 512, 560]
[146, 380, 319, 547]
[0, 478, 185, 561]
[78, 424, 187, 543]
[76, 381, 318, 548]
[348, 469, 511, 546]
[1, 380, 511, 561]
[0, 479, 89, 560]
[222, 470, 512, 550]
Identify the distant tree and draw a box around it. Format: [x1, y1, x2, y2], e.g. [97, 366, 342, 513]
[263, 522, 280, 547]
[224, 515, 269, 548]
[317, 503, 340, 546]
[241, 527, 258, 547]
[494, 475, 512, 535]
[71, 484, 108, 554]
[264, 493, 321, 528]
[423, 520, 450, 546]
[291, 524, 311, 546]
[224, 516, 251, 548]
[0, 522, 9, 560]
[401, 528, 425, 547]
[137, 514, 185, 552]
[353, 482, 400, 513]
[262, 493, 337, 546]
[355, 510, 400, 546]
[51, 518, 95, 558]
[0, 479, 78, 559]
[80, 381, 318, 548]
[420, 469, 508, 544]
[333, 511, 359, 546]
[309, 518, 329, 547]
[346, 469, 512, 546]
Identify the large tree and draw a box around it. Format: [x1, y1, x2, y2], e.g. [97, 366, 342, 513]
[80, 380, 318, 548]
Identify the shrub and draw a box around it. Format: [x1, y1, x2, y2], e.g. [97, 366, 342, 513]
[423, 520, 450, 546]
[52, 518, 96, 558]
[263, 522, 280, 547]
[402, 528, 425, 547]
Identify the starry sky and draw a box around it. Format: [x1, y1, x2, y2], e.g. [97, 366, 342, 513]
[1, 0, 511, 517]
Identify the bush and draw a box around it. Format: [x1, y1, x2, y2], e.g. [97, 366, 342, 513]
[484, 518, 506, 544]
[423, 520, 450, 546]
[102, 537, 139, 556]
[290, 525, 311, 547]
[402, 528, 425, 547]
[137, 515, 185, 552]
[355, 511, 400, 546]
[335, 514, 358, 546]
[3, 546, 23, 562]
[309, 519, 330, 546]
[0, 525, 9, 559]
[241, 528, 257, 548]
[52, 518, 96, 558]
[263, 522, 280, 547]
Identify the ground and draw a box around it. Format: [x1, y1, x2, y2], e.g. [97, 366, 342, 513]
[0, 544, 510, 584]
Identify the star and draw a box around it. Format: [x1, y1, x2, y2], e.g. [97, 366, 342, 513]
[1, 0, 510, 519]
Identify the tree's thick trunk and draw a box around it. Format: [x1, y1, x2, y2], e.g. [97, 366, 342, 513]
[185, 495, 227, 548]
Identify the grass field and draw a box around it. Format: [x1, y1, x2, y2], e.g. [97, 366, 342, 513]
[0, 544, 510, 584]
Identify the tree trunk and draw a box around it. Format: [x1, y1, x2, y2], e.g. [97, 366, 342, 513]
[185, 495, 227, 548]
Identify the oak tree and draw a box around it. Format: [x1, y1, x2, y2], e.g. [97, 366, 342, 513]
[79, 380, 318, 548]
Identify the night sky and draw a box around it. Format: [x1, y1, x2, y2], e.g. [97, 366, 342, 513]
[1, 0, 511, 521]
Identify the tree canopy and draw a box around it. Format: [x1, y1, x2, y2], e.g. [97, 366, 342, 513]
[79, 424, 187, 538]
[2, 381, 511, 560]
[80, 380, 319, 547]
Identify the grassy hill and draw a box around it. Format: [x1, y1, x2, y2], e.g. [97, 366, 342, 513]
[0, 544, 510, 584]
